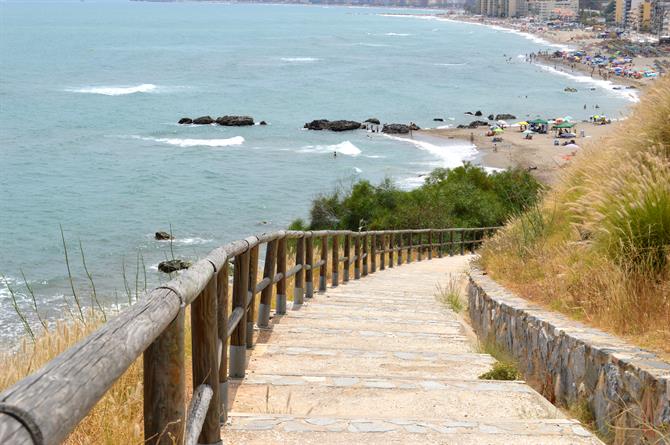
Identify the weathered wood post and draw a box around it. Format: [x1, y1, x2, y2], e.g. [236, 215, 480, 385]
[428, 230, 433, 260]
[370, 233, 377, 273]
[331, 234, 339, 286]
[305, 233, 314, 298]
[380, 233, 386, 270]
[343, 233, 350, 283]
[449, 230, 455, 256]
[417, 232, 423, 261]
[397, 232, 403, 266]
[217, 262, 229, 423]
[191, 275, 221, 445]
[276, 236, 288, 314]
[258, 239, 277, 328]
[407, 232, 413, 263]
[470, 230, 477, 254]
[354, 234, 361, 279]
[144, 307, 185, 445]
[294, 235, 305, 305]
[362, 233, 369, 276]
[460, 230, 465, 255]
[438, 231, 444, 258]
[388, 232, 394, 268]
[319, 235, 328, 292]
[247, 244, 259, 348]
[230, 250, 249, 378]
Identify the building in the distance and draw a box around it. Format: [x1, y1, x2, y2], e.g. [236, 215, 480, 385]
[616, 0, 670, 36]
[476, 0, 577, 19]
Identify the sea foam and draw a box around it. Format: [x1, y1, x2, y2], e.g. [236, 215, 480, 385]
[281, 57, 320, 62]
[382, 134, 477, 169]
[537, 64, 640, 103]
[299, 141, 361, 157]
[140, 136, 245, 147]
[68, 83, 158, 96]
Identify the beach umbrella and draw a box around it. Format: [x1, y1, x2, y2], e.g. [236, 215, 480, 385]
[529, 118, 548, 125]
[522, 129, 535, 135]
[516, 121, 529, 126]
[564, 143, 580, 149]
[493, 127, 504, 134]
[563, 116, 574, 122]
[497, 120, 508, 127]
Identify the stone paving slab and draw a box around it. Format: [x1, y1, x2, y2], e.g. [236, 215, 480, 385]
[222, 256, 602, 444]
[225, 414, 601, 445]
[257, 325, 473, 353]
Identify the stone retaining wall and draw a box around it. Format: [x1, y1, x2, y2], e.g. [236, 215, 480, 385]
[468, 269, 670, 444]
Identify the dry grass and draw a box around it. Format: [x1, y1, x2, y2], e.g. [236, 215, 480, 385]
[479, 76, 670, 360]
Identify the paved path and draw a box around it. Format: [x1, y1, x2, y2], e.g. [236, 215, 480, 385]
[223, 256, 602, 444]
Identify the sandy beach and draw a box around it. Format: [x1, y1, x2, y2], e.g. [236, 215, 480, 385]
[422, 120, 616, 184]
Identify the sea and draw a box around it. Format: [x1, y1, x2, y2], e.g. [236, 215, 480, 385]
[0, 1, 637, 344]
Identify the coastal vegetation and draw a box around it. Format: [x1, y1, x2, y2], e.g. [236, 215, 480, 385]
[479, 76, 670, 357]
[291, 164, 543, 231]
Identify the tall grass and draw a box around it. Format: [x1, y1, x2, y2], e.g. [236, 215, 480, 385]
[479, 76, 670, 358]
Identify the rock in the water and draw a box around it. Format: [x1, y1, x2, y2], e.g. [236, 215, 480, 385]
[158, 259, 191, 274]
[475, 110, 483, 116]
[304, 119, 331, 130]
[260, 121, 267, 125]
[467, 120, 489, 128]
[178, 117, 193, 125]
[409, 123, 420, 131]
[382, 123, 410, 134]
[155, 231, 173, 240]
[364, 118, 380, 125]
[464, 111, 474, 116]
[433, 118, 444, 122]
[495, 113, 517, 120]
[193, 116, 214, 125]
[487, 114, 495, 121]
[328, 120, 361, 132]
[216, 115, 254, 126]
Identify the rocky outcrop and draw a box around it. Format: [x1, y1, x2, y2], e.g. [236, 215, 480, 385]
[193, 116, 214, 125]
[365, 118, 380, 125]
[260, 121, 267, 125]
[216, 115, 254, 126]
[178, 117, 193, 125]
[328, 120, 361, 132]
[158, 259, 191, 274]
[488, 114, 495, 121]
[468, 269, 670, 444]
[457, 120, 489, 129]
[495, 113, 517, 120]
[381, 123, 419, 134]
[433, 118, 444, 122]
[304, 119, 361, 131]
[155, 231, 173, 240]
[474, 110, 483, 116]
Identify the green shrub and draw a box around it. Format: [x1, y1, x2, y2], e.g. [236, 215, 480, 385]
[478, 362, 519, 380]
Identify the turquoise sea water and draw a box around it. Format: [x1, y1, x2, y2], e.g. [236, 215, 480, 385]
[0, 1, 635, 341]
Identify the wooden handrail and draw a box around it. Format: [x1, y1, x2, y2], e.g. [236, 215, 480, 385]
[0, 226, 500, 445]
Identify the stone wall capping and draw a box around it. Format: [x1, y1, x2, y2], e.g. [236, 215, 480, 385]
[468, 267, 670, 444]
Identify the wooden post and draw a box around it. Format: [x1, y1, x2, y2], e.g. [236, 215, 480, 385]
[397, 232, 403, 266]
[460, 230, 465, 255]
[276, 237, 287, 313]
[354, 234, 361, 279]
[449, 230, 455, 256]
[331, 234, 339, 286]
[258, 240, 276, 328]
[362, 233, 368, 276]
[293, 236, 305, 305]
[230, 251, 249, 378]
[379, 233, 386, 270]
[470, 230, 477, 254]
[319, 235, 328, 292]
[305, 235, 314, 298]
[388, 232, 394, 268]
[246, 245, 259, 349]
[438, 231, 444, 258]
[144, 308, 185, 445]
[407, 232, 413, 263]
[417, 233, 423, 261]
[217, 262, 229, 423]
[428, 230, 433, 260]
[370, 234, 377, 273]
[343, 233, 350, 283]
[191, 276, 221, 445]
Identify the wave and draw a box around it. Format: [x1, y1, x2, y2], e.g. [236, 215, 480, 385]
[154, 237, 213, 245]
[354, 42, 390, 47]
[364, 154, 385, 159]
[384, 32, 412, 36]
[353, 167, 363, 173]
[299, 141, 361, 157]
[382, 134, 477, 170]
[138, 136, 245, 147]
[536, 64, 640, 103]
[67, 83, 158, 96]
[281, 57, 320, 62]
[435, 63, 467, 67]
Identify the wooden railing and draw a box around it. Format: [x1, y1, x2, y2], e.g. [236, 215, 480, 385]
[0, 227, 498, 445]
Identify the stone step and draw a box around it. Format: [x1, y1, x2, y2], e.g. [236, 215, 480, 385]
[272, 312, 463, 334]
[223, 414, 600, 445]
[256, 325, 472, 353]
[245, 344, 494, 380]
[229, 375, 561, 420]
